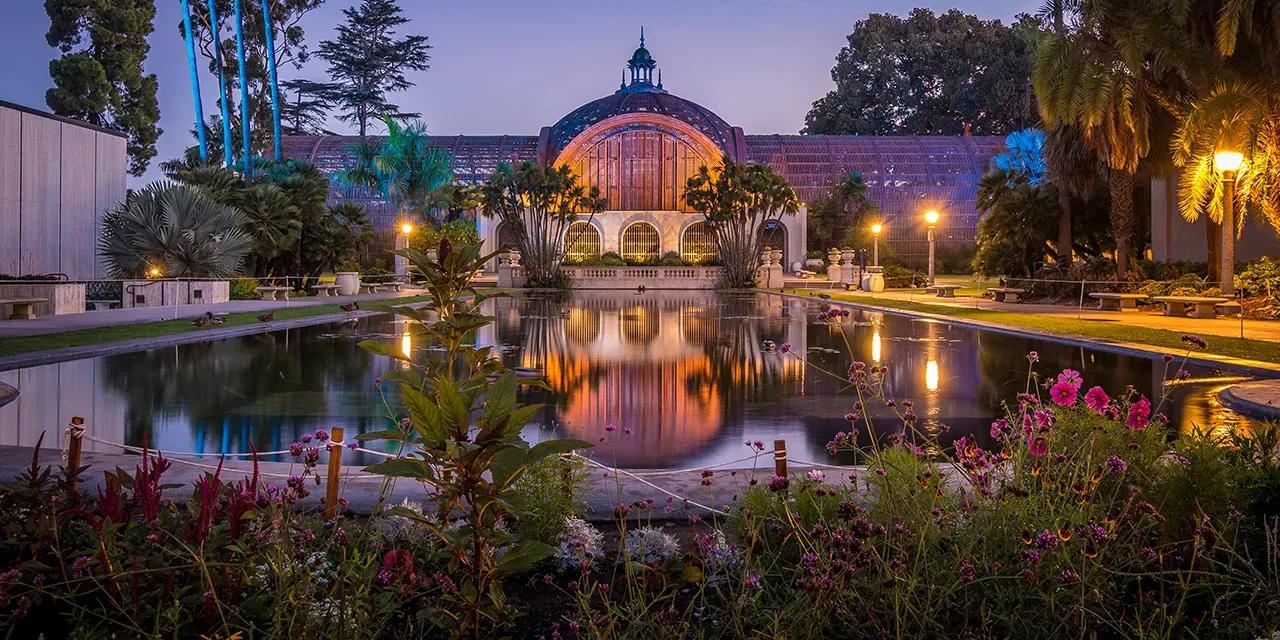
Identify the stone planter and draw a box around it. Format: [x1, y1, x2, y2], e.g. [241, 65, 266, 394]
[770, 249, 783, 266]
[804, 258, 825, 271]
[335, 272, 361, 296]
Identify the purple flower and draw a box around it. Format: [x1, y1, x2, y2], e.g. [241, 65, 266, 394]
[1034, 529, 1059, 550]
[989, 419, 1010, 439]
[289, 441, 303, 457]
[1126, 396, 1152, 431]
[779, 342, 791, 354]
[1059, 569, 1080, 584]
[1176, 368, 1190, 380]
[1028, 436, 1048, 457]
[1105, 455, 1128, 474]
[1056, 369, 1082, 387]
[744, 572, 761, 589]
[314, 429, 330, 442]
[1049, 380, 1078, 407]
[1180, 334, 1207, 349]
[806, 469, 825, 483]
[769, 475, 790, 492]
[1084, 386, 1110, 414]
[346, 441, 358, 450]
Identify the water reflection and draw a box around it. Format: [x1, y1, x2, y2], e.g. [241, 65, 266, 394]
[0, 291, 1268, 469]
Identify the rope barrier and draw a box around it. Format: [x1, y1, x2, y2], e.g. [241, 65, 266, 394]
[79, 434, 380, 480]
[573, 453, 730, 517]
[574, 453, 766, 478]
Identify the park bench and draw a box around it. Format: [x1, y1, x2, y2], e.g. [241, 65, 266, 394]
[988, 287, 1026, 303]
[87, 299, 117, 311]
[358, 283, 383, 294]
[385, 281, 406, 292]
[312, 284, 340, 297]
[1089, 292, 1149, 311]
[0, 297, 47, 320]
[928, 284, 962, 298]
[1150, 295, 1231, 319]
[257, 286, 290, 301]
[1215, 300, 1242, 317]
[794, 269, 817, 279]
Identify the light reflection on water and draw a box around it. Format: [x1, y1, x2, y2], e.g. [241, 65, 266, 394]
[0, 291, 1267, 469]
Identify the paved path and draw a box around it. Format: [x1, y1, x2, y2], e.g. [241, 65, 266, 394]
[800, 287, 1280, 343]
[0, 290, 424, 338]
[1219, 380, 1280, 419]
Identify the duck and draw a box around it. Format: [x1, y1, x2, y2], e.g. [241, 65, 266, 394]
[340, 302, 360, 313]
[257, 311, 275, 322]
[191, 316, 209, 328]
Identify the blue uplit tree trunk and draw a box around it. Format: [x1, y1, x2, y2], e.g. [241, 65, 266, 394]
[179, 0, 208, 161]
[233, 0, 252, 175]
[207, 0, 234, 168]
[260, 0, 283, 161]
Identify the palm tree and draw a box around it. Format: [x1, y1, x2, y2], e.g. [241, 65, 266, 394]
[1043, 125, 1103, 261]
[335, 116, 454, 228]
[236, 183, 302, 274]
[98, 182, 251, 278]
[1034, 10, 1160, 276]
[684, 156, 800, 288]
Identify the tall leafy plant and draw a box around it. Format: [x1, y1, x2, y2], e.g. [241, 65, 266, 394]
[684, 156, 800, 288]
[478, 162, 607, 287]
[336, 116, 454, 227]
[359, 241, 588, 638]
[98, 181, 251, 278]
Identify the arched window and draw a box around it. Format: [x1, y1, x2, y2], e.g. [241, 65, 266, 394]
[564, 221, 601, 262]
[680, 222, 717, 264]
[495, 222, 522, 251]
[621, 222, 660, 263]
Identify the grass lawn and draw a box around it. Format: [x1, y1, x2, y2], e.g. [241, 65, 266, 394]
[0, 295, 438, 359]
[781, 288, 1280, 366]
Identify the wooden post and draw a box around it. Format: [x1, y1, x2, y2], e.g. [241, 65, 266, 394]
[773, 439, 787, 477]
[66, 416, 86, 499]
[324, 427, 344, 519]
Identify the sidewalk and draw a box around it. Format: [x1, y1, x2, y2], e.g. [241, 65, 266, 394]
[0, 289, 425, 339]
[828, 288, 1280, 343]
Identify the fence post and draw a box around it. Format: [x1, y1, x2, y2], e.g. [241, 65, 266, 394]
[324, 427, 344, 519]
[773, 439, 788, 477]
[66, 416, 86, 499]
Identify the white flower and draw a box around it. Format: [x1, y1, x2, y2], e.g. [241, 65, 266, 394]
[624, 526, 680, 564]
[806, 469, 825, 483]
[555, 517, 605, 570]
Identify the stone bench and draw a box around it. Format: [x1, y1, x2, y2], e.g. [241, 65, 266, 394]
[312, 284, 341, 297]
[928, 284, 962, 298]
[988, 287, 1026, 303]
[0, 297, 48, 320]
[257, 286, 290, 301]
[384, 281, 406, 292]
[1089, 292, 1149, 311]
[358, 283, 384, 294]
[794, 269, 817, 279]
[1150, 295, 1231, 319]
[87, 299, 118, 311]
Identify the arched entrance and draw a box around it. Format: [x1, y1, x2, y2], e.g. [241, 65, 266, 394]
[680, 221, 718, 264]
[759, 220, 787, 266]
[621, 222, 661, 263]
[494, 221, 522, 251]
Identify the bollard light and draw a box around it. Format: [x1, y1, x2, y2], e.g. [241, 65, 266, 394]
[923, 209, 941, 285]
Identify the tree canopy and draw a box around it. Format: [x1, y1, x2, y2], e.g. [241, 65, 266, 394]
[684, 157, 800, 287]
[804, 9, 1042, 136]
[45, 0, 161, 176]
[316, 0, 431, 138]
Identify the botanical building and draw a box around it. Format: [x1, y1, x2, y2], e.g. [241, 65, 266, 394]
[283, 34, 1005, 267]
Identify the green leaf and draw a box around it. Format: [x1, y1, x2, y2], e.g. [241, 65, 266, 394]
[364, 457, 433, 480]
[402, 386, 446, 447]
[355, 429, 404, 442]
[358, 339, 414, 364]
[527, 439, 591, 464]
[495, 539, 555, 576]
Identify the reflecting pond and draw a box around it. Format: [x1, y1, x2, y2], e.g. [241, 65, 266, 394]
[0, 291, 1265, 469]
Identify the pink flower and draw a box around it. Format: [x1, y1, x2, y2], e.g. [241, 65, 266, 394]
[1084, 386, 1110, 414]
[806, 469, 825, 483]
[1126, 396, 1151, 431]
[1027, 435, 1048, 457]
[1105, 455, 1127, 474]
[1049, 380, 1078, 407]
[1056, 369, 1082, 387]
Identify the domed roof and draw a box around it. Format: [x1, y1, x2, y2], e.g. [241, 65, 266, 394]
[628, 44, 654, 67]
[547, 90, 736, 161]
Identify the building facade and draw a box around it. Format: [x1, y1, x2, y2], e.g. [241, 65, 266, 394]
[283, 35, 1005, 269]
[0, 100, 127, 279]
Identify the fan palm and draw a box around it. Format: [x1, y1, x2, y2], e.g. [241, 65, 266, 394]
[335, 115, 454, 228]
[98, 181, 251, 278]
[235, 183, 302, 273]
[1035, 18, 1158, 276]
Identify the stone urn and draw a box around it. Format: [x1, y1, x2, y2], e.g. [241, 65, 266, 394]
[771, 248, 783, 266]
[335, 271, 361, 296]
[760, 247, 773, 266]
[508, 249, 522, 266]
[840, 249, 856, 267]
[804, 257, 825, 271]
[827, 249, 841, 265]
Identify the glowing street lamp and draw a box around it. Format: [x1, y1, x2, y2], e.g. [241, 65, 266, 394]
[394, 221, 416, 283]
[1214, 150, 1244, 295]
[400, 222, 415, 235]
[923, 209, 941, 286]
[146, 265, 163, 279]
[870, 222, 883, 266]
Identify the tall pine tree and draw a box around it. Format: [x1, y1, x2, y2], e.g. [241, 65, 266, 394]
[45, 0, 162, 176]
[318, 0, 431, 138]
[280, 79, 337, 135]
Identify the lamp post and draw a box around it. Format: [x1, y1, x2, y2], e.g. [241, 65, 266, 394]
[1214, 150, 1243, 295]
[870, 223, 883, 266]
[395, 222, 415, 282]
[923, 209, 940, 286]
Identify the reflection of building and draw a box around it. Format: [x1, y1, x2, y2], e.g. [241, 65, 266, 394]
[483, 291, 807, 467]
[284, 33, 1004, 263]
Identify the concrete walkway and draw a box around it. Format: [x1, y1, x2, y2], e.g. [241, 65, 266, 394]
[798, 287, 1280, 344]
[1219, 380, 1280, 419]
[0, 289, 426, 339]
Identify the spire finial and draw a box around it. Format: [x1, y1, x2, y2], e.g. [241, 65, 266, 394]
[640, 26, 645, 47]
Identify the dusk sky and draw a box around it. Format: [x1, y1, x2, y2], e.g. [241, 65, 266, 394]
[0, 0, 1039, 184]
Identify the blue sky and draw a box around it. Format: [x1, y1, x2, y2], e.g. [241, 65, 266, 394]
[0, 0, 1039, 183]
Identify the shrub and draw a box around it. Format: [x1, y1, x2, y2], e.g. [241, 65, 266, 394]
[229, 277, 258, 300]
[1237, 256, 1280, 317]
[511, 455, 587, 545]
[597, 251, 626, 266]
[658, 251, 685, 266]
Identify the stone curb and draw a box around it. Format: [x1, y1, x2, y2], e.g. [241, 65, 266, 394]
[1218, 381, 1280, 420]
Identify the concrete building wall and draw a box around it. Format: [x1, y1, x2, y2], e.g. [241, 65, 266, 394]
[0, 101, 127, 279]
[1151, 174, 1280, 263]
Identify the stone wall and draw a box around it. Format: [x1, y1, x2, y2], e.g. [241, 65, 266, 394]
[0, 283, 85, 316]
[0, 101, 127, 279]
